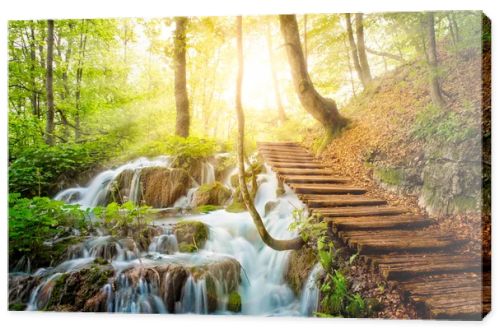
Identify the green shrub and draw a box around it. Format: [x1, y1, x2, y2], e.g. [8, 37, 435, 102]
[8, 194, 90, 269]
[92, 201, 153, 238]
[412, 104, 476, 143]
[133, 135, 217, 165]
[8, 141, 110, 197]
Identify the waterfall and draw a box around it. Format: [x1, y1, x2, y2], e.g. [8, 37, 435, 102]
[54, 156, 170, 208]
[200, 161, 215, 185]
[300, 263, 323, 316]
[21, 160, 313, 316]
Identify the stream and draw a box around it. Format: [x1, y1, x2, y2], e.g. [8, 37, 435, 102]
[12, 156, 321, 316]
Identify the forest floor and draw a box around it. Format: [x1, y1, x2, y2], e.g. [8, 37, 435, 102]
[304, 46, 490, 264]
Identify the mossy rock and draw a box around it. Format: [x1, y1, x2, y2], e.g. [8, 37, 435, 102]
[285, 247, 318, 296]
[43, 263, 114, 311]
[194, 204, 221, 214]
[227, 291, 241, 313]
[9, 302, 26, 311]
[192, 182, 231, 207]
[225, 199, 246, 213]
[173, 220, 209, 253]
[374, 166, 405, 186]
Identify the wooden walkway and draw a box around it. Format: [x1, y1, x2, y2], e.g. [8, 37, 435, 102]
[258, 141, 490, 320]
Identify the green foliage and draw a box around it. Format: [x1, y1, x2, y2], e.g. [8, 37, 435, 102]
[8, 194, 90, 268]
[194, 204, 221, 213]
[315, 236, 369, 318]
[132, 135, 217, 165]
[288, 209, 326, 243]
[93, 201, 152, 238]
[374, 167, 405, 186]
[9, 141, 110, 197]
[412, 104, 476, 143]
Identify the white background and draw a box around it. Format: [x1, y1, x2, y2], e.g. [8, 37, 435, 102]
[0, 0, 498, 333]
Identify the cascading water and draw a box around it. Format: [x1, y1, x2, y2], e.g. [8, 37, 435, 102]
[19, 157, 319, 316]
[54, 156, 170, 207]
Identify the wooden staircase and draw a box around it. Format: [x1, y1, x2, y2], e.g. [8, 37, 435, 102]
[258, 141, 490, 320]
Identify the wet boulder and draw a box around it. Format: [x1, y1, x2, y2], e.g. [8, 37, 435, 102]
[140, 167, 191, 208]
[8, 273, 42, 311]
[285, 247, 318, 296]
[173, 220, 209, 253]
[192, 182, 231, 208]
[33, 260, 114, 312]
[119, 256, 241, 313]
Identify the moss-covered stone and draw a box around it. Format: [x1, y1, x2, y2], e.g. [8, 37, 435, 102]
[43, 263, 114, 312]
[227, 291, 241, 312]
[285, 247, 318, 296]
[173, 220, 209, 253]
[194, 204, 221, 214]
[192, 182, 231, 207]
[225, 199, 246, 213]
[374, 167, 405, 186]
[9, 302, 26, 311]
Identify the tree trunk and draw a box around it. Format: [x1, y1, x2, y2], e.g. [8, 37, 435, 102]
[235, 16, 304, 251]
[44, 20, 55, 145]
[303, 14, 308, 70]
[355, 13, 372, 84]
[345, 14, 364, 88]
[28, 22, 39, 118]
[266, 21, 287, 124]
[342, 36, 357, 97]
[423, 12, 446, 109]
[279, 15, 347, 134]
[173, 17, 190, 138]
[75, 20, 87, 141]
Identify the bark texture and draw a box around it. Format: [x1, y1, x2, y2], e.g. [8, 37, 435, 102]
[279, 15, 347, 134]
[45, 20, 55, 145]
[174, 17, 190, 138]
[423, 12, 446, 109]
[235, 16, 304, 251]
[355, 13, 372, 84]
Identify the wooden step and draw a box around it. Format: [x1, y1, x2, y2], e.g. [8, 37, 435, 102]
[364, 253, 481, 280]
[271, 162, 325, 169]
[265, 157, 315, 163]
[313, 206, 406, 217]
[338, 230, 460, 254]
[274, 168, 334, 176]
[257, 141, 300, 147]
[306, 196, 386, 208]
[260, 148, 311, 154]
[327, 215, 432, 230]
[401, 272, 490, 319]
[290, 183, 366, 195]
[281, 175, 350, 184]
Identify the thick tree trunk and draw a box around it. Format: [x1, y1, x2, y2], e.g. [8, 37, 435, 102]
[345, 14, 364, 88]
[279, 15, 347, 134]
[174, 17, 190, 138]
[266, 22, 287, 124]
[355, 13, 372, 84]
[303, 14, 308, 70]
[423, 12, 446, 109]
[45, 20, 55, 145]
[235, 16, 304, 251]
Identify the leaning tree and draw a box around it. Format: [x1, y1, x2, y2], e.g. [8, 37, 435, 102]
[279, 14, 348, 135]
[235, 16, 304, 251]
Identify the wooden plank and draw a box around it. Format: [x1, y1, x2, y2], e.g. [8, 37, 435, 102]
[367, 253, 481, 280]
[290, 183, 366, 194]
[265, 157, 315, 163]
[327, 215, 431, 230]
[400, 272, 489, 319]
[271, 162, 325, 169]
[313, 206, 406, 217]
[339, 230, 460, 254]
[274, 168, 334, 176]
[282, 175, 350, 184]
[307, 196, 386, 208]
